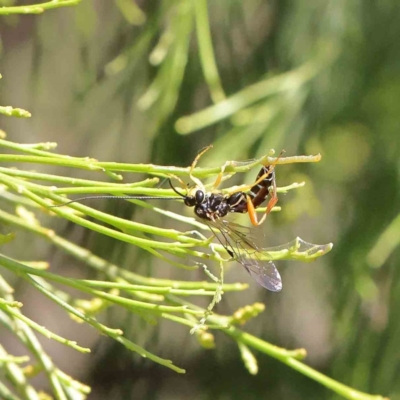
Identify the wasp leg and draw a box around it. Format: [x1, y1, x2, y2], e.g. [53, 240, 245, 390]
[189, 145, 213, 189]
[210, 165, 225, 191]
[222, 167, 275, 195]
[265, 187, 279, 215]
[261, 149, 285, 167]
[188, 145, 234, 192]
[224, 150, 284, 195]
[246, 192, 278, 226]
[168, 173, 187, 190]
[210, 159, 237, 191]
[190, 145, 213, 171]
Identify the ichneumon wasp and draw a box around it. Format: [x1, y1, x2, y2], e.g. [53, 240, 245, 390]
[51, 146, 305, 292]
[167, 145, 283, 291]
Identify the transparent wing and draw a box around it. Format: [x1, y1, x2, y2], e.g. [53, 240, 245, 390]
[207, 220, 282, 292]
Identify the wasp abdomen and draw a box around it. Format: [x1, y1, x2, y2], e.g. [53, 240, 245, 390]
[248, 165, 275, 208]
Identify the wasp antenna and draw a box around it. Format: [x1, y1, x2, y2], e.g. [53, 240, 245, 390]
[168, 179, 186, 198]
[50, 194, 183, 208]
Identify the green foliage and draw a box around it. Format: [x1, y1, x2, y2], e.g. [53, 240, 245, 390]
[1, 1, 399, 400]
[0, 136, 384, 400]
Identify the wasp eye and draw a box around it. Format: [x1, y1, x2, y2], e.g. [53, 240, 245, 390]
[184, 196, 196, 207]
[195, 190, 205, 204]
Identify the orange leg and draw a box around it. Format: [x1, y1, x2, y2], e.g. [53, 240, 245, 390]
[190, 145, 213, 173]
[210, 160, 235, 191]
[245, 150, 283, 225]
[168, 173, 187, 190]
[223, 150, 284, 196]
[262, 149, 286, 168]
[189, 145, 213, 190]
[265, 190, 279, 215]
[223, 166, 275, 196]
[265, 166, 278, 215]
[246, 192, 279, 226]
[189, 145, 235, 192]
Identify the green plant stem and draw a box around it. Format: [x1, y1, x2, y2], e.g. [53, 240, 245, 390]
[0, 166, 159, 187]
[0, 282, 68, 399]
[175, 57, 322, 134]
[0, 208, 246, 292]
[0, 302, 89, 353]
[0, 152, 321, 177]
[0, 172, 200, 252]
[0, 139, 70, 159]
[224, 328, 386, 400]
[169, 296, 388, 400]
[0, 344, 38, 400]
[0, 255, 202, 316]
[2, 175, 200, 247]
[81, 280, 219, 296]
[0, 0, 82, 15]
[0, 379, 22, 400]
[25, 275, 185, 373]
[194, 0, 226, 103]
[0, 172, 332, 262]
[367, 212, 400, 268]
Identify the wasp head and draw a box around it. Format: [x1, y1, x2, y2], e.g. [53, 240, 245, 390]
[184, 188, 205, 207]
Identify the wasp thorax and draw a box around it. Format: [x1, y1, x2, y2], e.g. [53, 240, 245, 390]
[194, 206, 208, 219]
[227, 192, 243, 205]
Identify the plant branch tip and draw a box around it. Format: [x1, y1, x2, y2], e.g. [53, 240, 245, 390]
[286, 348, 307, 360]
[268, 153, 321, 165]
[0, 106, 31, 118]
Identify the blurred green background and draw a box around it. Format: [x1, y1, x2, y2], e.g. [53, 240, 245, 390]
[1, 1, 399, 399]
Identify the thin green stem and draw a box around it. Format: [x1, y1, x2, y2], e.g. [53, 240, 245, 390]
[175, 57, 323, 134]
[0, 255, 202, 316]
[0, 344, 38, 400]
[0, 152, 321, 177]
[225, 328, 387, 400]
[0, 283, 68, 399]
[194, 0, 226, 103]
[0, 302, 90, 353]
[0, 0, 81, 15]
[0, 166, 159, 187]
[81, 280, 218, 296]
[169, 296, 388, 400]
[0, 208, 246, 291]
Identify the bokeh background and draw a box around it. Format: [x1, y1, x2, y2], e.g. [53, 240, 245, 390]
[1, 1, 400, 399]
